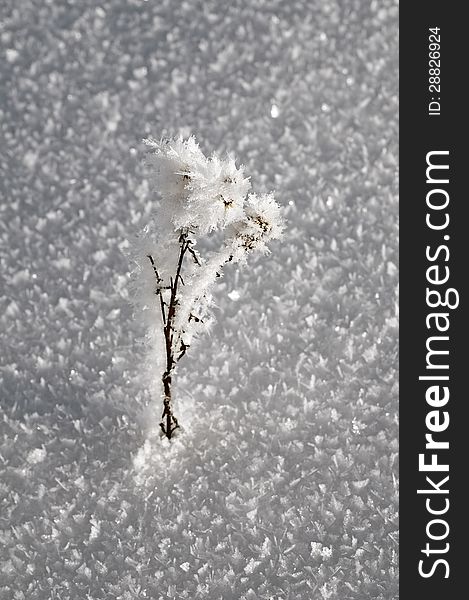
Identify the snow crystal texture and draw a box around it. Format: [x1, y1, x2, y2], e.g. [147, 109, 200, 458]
[1, 1, 398, 599]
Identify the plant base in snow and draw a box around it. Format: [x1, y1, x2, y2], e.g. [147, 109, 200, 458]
[160, 397, 179, 439]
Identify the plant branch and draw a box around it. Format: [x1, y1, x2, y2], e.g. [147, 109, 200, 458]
[187, 244, 201, 266]
[147, 254, 167, 325]
[159, 230, 191, 439]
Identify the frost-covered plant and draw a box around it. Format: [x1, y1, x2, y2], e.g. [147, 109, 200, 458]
[129, 136, 284, 439]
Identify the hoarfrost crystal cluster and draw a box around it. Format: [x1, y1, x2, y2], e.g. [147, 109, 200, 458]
[129, 136, 284, 439]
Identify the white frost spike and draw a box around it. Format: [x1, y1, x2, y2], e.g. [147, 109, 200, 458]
[143, 136, 251, 234]
[143, 136, 208, 230]
[177, 153, 251, 234]
[128, 135, 284, 439]
[143, 136, 206, 202]
[227, 192, 285, 261]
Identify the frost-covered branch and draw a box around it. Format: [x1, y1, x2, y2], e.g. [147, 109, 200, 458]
[128, 136, 284, 439]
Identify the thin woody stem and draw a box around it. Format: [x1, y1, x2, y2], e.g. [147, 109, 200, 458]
[147, 254, 167, 326]
[187, 244, 201, 266]
[159, 231, 191, 439]
[147, 231, 195, 439]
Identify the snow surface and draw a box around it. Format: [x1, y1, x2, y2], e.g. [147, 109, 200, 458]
[1, 0, 398, 598]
